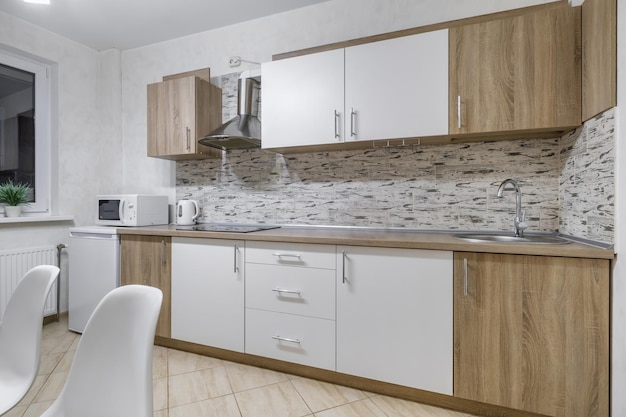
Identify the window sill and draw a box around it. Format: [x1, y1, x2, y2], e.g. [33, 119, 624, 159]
[0, 215, 74, 224]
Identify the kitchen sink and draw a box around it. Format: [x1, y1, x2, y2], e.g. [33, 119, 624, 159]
[454, 233, 571, 245]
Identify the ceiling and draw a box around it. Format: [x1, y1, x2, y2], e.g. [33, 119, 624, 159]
[0, 0, 331, 51]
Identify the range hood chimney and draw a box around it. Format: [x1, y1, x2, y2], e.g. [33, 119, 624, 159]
[198, 69, 261, 151]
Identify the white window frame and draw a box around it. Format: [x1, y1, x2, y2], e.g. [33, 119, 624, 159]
[0, 49, 51, 214]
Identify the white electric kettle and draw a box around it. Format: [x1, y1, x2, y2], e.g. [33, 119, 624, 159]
[176, 199, 199, 225]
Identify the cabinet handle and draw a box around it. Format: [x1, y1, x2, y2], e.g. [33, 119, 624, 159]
[234, 244, 239, 273]
[185, 126, 191, 151]
[334, 110, 341, 139]
[342, 250, 347, 284]
[272, 252, 301, 259]
[457, 96, 461, 130]
[350, 108, 356, 137]
[161, 240, 166, 267]
[272, 287, 302, 295]
[463, 257, 468, 297]
[272, 335, 301, 344]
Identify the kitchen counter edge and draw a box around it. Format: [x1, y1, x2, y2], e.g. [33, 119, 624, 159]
[114, 225, 614, 260]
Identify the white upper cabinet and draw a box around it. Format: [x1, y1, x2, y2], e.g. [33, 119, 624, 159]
[345, 30, 448, 142]
[262, 29, 448, 150]
[262, 49, 345, 148]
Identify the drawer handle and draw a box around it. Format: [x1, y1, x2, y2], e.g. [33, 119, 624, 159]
[272, 252, 301, 259]
[272, 288, 302, 295]
[272, 335, 301, 344]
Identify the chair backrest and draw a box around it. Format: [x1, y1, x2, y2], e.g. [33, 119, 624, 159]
[40, 285, 162, 417]
[0, 265, 59, 415]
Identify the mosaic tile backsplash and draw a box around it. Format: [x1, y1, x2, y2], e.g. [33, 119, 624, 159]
[177, 73, 615, 244]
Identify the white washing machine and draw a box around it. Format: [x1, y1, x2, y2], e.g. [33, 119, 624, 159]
[68, 226, 120, 333]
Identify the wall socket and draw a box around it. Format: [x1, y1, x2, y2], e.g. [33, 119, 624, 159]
[229, 56, 241, 67]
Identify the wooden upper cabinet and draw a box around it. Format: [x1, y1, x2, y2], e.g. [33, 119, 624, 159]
[453, 252, 609, 417]
[582, 0, 617, 121]
[120, 235, 172, 339]
[449, 6, 581, 137]
[147, 75, 222, 160]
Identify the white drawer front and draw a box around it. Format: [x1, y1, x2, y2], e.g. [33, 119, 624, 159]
[245, 309, 335, 370]
[246, 263, 335, 320]
[246, 241, 335, 269]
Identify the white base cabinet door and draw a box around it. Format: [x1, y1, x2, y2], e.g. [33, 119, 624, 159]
[336, 246, 453, 395]
[171, 237, 245, 352]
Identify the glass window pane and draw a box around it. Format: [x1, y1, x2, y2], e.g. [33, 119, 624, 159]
[0, 63, 35, 203]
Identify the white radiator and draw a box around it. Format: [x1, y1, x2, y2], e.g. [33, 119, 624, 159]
[0, 246, 58, 322]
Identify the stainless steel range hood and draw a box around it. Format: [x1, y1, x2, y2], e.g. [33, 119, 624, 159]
[198, 69, 261, 150]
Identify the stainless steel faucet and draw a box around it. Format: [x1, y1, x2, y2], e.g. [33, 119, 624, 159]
[497, 179, 527, 237]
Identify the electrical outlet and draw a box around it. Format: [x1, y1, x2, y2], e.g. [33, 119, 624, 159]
[229, 56, 241, 67]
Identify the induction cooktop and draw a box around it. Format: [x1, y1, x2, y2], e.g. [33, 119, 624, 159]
[175, 224, 280, 233]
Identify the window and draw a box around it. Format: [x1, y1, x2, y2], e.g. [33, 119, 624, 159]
[0, 49, 51, 214]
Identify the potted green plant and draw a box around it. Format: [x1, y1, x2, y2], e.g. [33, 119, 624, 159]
[0, 180, 31, 217]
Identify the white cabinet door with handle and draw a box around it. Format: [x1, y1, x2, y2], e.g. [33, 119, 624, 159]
[336, 246, 453, 394]
[262, 49, 344, 149]
[171, 237, 245, 352]
[344, 30, 449, 141]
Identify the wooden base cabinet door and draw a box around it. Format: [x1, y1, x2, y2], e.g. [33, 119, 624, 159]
[120, 235, 171, 338]
[337, 246, 453, 394]
[171, 237, 244, 352]
[453, 253, 609, 417]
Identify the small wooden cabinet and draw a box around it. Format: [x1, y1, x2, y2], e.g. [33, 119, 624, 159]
[147, 75, 222, 160]
[449, 6, 581, 137]
[120, 235, 171, 338]
[262, 30, 448, 151]
[453, 252, 609, 417]
[336, 246, 453, 394]
[171, 237, 245, 352]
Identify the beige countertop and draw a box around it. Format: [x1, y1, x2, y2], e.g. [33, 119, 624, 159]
[115, 225, 615, 260]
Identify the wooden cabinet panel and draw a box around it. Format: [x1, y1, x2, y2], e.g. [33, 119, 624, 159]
[449, 6, 581, 136]
[147, 76, 222, 160]
[337, 246, 453, 394]
[582, 0, 617, 121]
[454, 253, 609, 417]
[120, 235, 171, 338]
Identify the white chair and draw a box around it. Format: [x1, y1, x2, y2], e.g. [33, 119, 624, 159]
[40, 285, 163, 417]
[0, 265, 60, 416]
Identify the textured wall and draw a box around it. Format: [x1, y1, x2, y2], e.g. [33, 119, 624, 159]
[177, 74, 615, 243]
[559, 109, 615, 243]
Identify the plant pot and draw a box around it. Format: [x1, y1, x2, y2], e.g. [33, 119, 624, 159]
[4, 206, 22, 217]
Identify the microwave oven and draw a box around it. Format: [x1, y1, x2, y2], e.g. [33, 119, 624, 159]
[96, 195, 169, 226]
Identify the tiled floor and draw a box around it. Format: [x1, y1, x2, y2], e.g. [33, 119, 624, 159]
[6, 317, 476, 417]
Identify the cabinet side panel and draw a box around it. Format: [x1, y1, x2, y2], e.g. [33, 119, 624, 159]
[582, 0, 617, 120]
